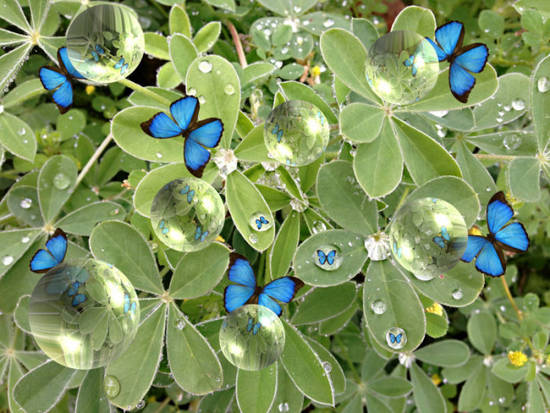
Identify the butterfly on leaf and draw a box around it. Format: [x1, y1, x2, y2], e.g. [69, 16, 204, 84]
[124, 293, 137, 314]
[224, 253, 304, 319]
[388, 331, 403, 345]
[272, 124, 284, 143]
[194, 225, 209, 242]
[461, 192, 529, 277]
[317, 249, 336, 266]
[141, 96, 224, 177]
[425, 21, 489, 103]
[114, 57, 128, 75]
[255, 215, 269, 230]
[30, 229, 68, 273]
[247, 317, 261, 335]
[180, 184, 195, 203]
[67, 281, 86, 306]
[91, 44, 105, 62]
[39, 47, 85, 113]
[433, 226, 451, 249]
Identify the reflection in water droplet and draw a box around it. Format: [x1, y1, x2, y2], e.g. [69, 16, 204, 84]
[198, 60, 212, 73]
[176, 318, 185, 330]
[104, 375, 121, 398]
[311, 220, 326, 234]
[511, 98, 525, 111]
[187, 87, 197, 96]
[386, 327, 407, 350]
[20, 198, 32, 209]
[313, 245, 343, 271]
[451, 288, 463, 300]
[53, 173, 70, 190]
[322, 361, 332, 373]
[371, 299, 386, 315]
[364, 233, 391, 261]
[503, 134, 521, 151]
[21, 236, 30, 243]
[2, 255, 14, 266]
[18, 128, 26, 135]
[249, 212, 273, 232]
[537, 76, 550, 93]
[224, 84, 235, 95]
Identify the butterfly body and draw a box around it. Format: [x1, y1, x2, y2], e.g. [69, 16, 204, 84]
[317, 249, 336, 266]
[389, 332, 402, 344]
[255, 216, 269, 230]
[195, 226, 209, 242]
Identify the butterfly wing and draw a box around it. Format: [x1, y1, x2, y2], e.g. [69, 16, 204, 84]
[317, 250, 327, 265]
[188, 118, 224, 148]
[228, 253, 257, 288]
[434, 21, 464, 58]
[433, 236, 446, 249]
[253, 322, 261, 335]
[262, 276, 304, 305]
[453, 43, 488, 74]
[72, 293, 87, 306]
[30, 249, 58, 273]
[426, 38, 448, 61]
[46, 229, 68, 264]
[486, 192, 514, 235]
[184, 136, 211, 177]
[51, 81, 74, 113]
[449, 61, 476, 103]
[475, 242, 505, 277]
[224, 285, 255, 313]
[258, 293, 282, 316]
[58, 47, 84, 79]
[327, 250, 336, 265]
[461, 235, 488, 262]
[170, 97, 199, 131]
[495, 222, 529, 253]
[39, 67, 67, 91]
[67, 281, 79, 296]
[141, 112, 182, 138]
[124, 294, 130, 313]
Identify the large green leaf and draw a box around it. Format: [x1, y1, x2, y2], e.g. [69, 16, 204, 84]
[0, 43, 32, 92]
[458, 364, 487, 412]
[306, 338, 346, 395]
[90, 221, 164, 295]
[169, 34, 198, 81]
[531, 54, 550, 150]
[0, 0, 30, 32]
[169, 4, 191, 37]
[391, 6, 436, 38]
[509, 157, 541, 202]
[3, 79, 45, 110]
[28, 0, 50, 30]
[491, 357, 528, 383]
[414, 340, 470, 367]
[0, 229, 41, 279]
[0, 112, 36, 162]
[193, 21, 221, 52]
[467, 311, 497, 355]
[144, 32, 169, 60]
[410, 363, 447, 413]
[75, 369, 111, 413]
[234, 124, 270, 163]
[352, 18, 378, 50]
[269, 366, 303, 413]
[236, 364, 277, 413]
[340, 103, 385, 143]
[269, 211, 300, 279]
[256, 0, 316, 16]
[38, 155, 78, 224]
[56, 201, 125, 235]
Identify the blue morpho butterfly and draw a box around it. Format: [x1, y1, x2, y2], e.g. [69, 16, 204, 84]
[141, 96, 224, 178]
[224, 253, 304, 321]
[317, 249, 336, 266]
[91, 44, 105, 62]
[461, 192, 529, 277]
[159, 219, 169, 235]
[425, 21, 489, 103]
[124, 293, 137, 314]
[255, 215, 269, 230]
[247, 317, 261, 335]
[194, 226, 209, 242]
[389, 331, 403, 345]
[39, 47, 85, 113]
[180, 184, 195, 203]
[433, 226, 451, 249]
[30, 228, 68, 273]
[114, 57, 128, 75]
[272, 124, 284, 142]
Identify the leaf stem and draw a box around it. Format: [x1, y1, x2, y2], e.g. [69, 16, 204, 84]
[225, 20, 247, 68]
[474, 153, 516, 161]
[501, 276, 523, 321]
[74, 134, 113, 188]
[118, 78, 172, 106]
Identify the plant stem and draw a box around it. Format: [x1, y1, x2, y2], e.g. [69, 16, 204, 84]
[225, 20, 247, 68]
[153, 397, 171, 413]
[501, 276, 523, 321]
[74, 134, 113, 188]
[118, 78, 172, 106]
[474, 153, 516, 161]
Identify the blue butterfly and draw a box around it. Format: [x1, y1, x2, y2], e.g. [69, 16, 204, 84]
[180, 184, 195, 203]
[30, 229, 68, 273]
[461, 192, 529, 277]
[39, 47, 85, 114]
[256, 216, 269, 230]
[194, 226, 209, 242]
[91, 44, 105, 62]
[247, 317, 261, 335]
[124, 293, 137, 314]
[433, 226, 451, 249]
[272, 124, 284, 142]
[317, 249, 336, 266]
[426, 21, 489, 103]
[159, 219, 169, 235]
[114, 57, 128, 75]
[389, 332, 403, 344]
[67, 281, 86, 307]
[224, 253, 304, 317]
[141, 96, 224, 177]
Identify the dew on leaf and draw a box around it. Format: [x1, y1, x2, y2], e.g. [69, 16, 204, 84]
[371, 299, 386, 315]
[537, 76, 549, 93]
[313, 244, 343, 271]
[2, 255, 14, 266]
[104, 375, 121, 398]
[53, 173, 70, 190]
[386, 326, 407, 350]
[511, 98, 525, 110]
[20, 198, 32, 209]
[198, 60, 212, 73]
[451, 288, 463, 300]
[249, 211, 273, 232]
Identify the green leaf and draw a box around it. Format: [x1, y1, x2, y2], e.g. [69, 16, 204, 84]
[106, 304, 166, 409]
[256, 0, 317, 16]
[320, 28, 379, 103]
[509, 157, 541, 202]
[279, 81, 337, 124]
[442, 356, 480, 384]
[305, 338, 346, 395]
[351, 18, 378, 50]
[491, 358, 528, 383]
[226, 171, 275, 251]
[391, 6, 436, 38]
[0, 28, 27, 46]
[340, 103, 385, 143]
[0, 0, 30, 32]
[0, 112, 37, 162]
[368, 377, 413, 398]
[363, 261, 426, 352]
[515, 0, 550, 18]
[292, 282, 357, 325]
[169, 243, 229, 299]
[458, 364, 487, 412]
[13, 361, 76, 413]
[193, 21, 221, 53]
[467, 311, 497, 355]
[56, 109, 86, 141]
[527, 381, 546, 413]
[279, 320, 334, 406]
[76, 369, 110, 413]
[478, 10, 504, 38]
[57, 201, 125, 235]
[236, 364, 277, 413]
[0, 43, 32, 92]
[157, 64, 181, 88]
[318, 160, 378, 234]
[393, 118, 461, 185]
[7, 360, 25, 413]
[319, 303, 358, 335]
[269, 366, 303, 413]
[144, 32, 169, 60]
[186, 55, 240, 148]
[465, 131, 537, 156]
[90, 221, 164, 295]
[3, 79, 45, 109]
[198, 388, 234, 413]
[169, 4, 191, 37]
[269, 211, 300, 279]
[234, 124, 270, 163]
[242, 62, 276, 86]
[203, 0, 236, 11]
[167, 304, 223, 394]
[38, 155, 78, 223]
[6, 185, 43, 227]
[294, 230, 368, 286]
[410, 363, 447, 413]
[353, 120, 403, 198]
[414, 340, 470, 367]
[14, 295, 30, 333]
[531, 54, 550, 150]
[0, 229, 41, 279]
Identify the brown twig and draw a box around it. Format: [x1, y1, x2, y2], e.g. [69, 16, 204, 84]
[225, 21, 247, 68]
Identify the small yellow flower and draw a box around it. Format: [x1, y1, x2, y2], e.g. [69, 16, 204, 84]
[431, 373, 441, 386]
[85, 85, 95, 95]
[469, 225, 483, 236]
[216, 235, 225, 243]
[508, 351, 527, 367]
[311, 65, 321, 77]
[425, 302, 443, 317]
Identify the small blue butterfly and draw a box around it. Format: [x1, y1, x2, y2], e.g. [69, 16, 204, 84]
[180, 185, 195, 203]
[124, 293, 137, 314]
[433, 226, 451, 249]
[91, 44, 105, 62]
[159, 220, 169, 235]
[66, 281, 86, 307]
[247, 317, 261, 335]
[39, 47, 85, 114]
[30, 229, 68, 273]
[272, 124, 284, 142]
[461, 192, 529, 277]
[317, 249, 336, 266]
[194, 226, 209, 242]
[426, 21, 489, 103]
[114, 57, 128, 75]
[141, 97, 224, 178]
[389, 332, 403, 344]
[255, 216, 269, 230]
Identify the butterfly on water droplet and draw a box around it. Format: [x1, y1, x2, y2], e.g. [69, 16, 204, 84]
[123, 293, 137, 315]
[255, 215, 269, 230]
[194, 226, 209, 242]
[114, 57, 128, 75]
[272, 124, 284, 143]
[90, 44, 105, 62]
[461, 192, 529, 277]
[389, 332, 403, 344]
[433, 226, 451, 249]
[317, 249, 336, 266]
[159, 219, 169, 235]
[141, 96, 224, 177]
[247, 317, 261, 335]
[180, 184, 195, 203]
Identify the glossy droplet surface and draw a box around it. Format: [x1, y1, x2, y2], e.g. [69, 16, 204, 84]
[224, 84, 235, 95]
[278, 402, 290, 412]
[537, 76, 549, 93]
[28, 259, 139, 369]
[370, 299, 386, 315]
[66, 3, 145, 83]
[451, 288, 463, 300]
[389, 197, 467, 280]
[313, 244, 343, 271]
[511, 98, 525, 111]
[150, 178, 224, 252]
[219, 304, 285, 371]
[2, 255, 14, 266]
[365, 31, 439, 105]
[322, 361, 332, 373]
[385, 326, 407, 350]
[104, 375, 121, 398]
[264, 100, 329, 166]
[20, 198, 32, 209]
[249, 211, 273, 232]
[503, 134, 521, 151]
[198, 60, 212, 73]
[364, 233, 391, 261]
[53, 173, 70, 190]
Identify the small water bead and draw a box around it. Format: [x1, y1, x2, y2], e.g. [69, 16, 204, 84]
[537, 76, 550, 93]
[290, 198, 308, 212]
[224, 84, 235, 95]
[187, 87, 197, 96]
[386, 327, 407, 350]
[503, 104, 511, 112]
[53, 173, 70, 190]
[364, 233, 391, 261]
[451, 288, 463, 300]
[313, 244, 343, 271]
[176, 318, 185, 330]
[498, 396, 506, 404]
[2, 255, 14, 266]
[264, 100, 329, 166]
[198, 95, 206, 104]
[429, 110, 448, 117]
[104, 375, 121, 398]
[389, 197, 468, 281]
[136, 400, 146, 409]
[278, 402, 290, 412]
[21, 236, 30, 244]
[18, 128, 26, 135]
[66, 3, 145, 83]
[370, 300, 386, 315]
[365, 31, 439, 105]
[248, 233, 258, 244]
[20, 198, 32, 209]
[311, 220, 327, 234]
[28, 259, 140, 369]
[0, 104, 3, 114]
[499, 305, 506, 312]
[219, 305, 285, 371]
[249, 211, 273, 232]
[503, 134, 522, 151]
[198, 60, 213, 73]
[511, 98, 525, 111]
[322, 361, 332, 373]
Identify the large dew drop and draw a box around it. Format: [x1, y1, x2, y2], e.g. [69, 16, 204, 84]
[370, 300, 386, 315]
[264, 100, 329, 166]
[313, 244, 343, 271]
[150, 178, 225, 252]
[28, 259, 140, 369]
[249, 211, 273, 232]
[66, 3, 145, 83]
[389, 197, 467, 280]
[365, 31, 439, 105]
[53, 173, 70, 190]
[104, 375, 121, 398]
[385, 326, 407, 350]
[219, 305, 285, 371]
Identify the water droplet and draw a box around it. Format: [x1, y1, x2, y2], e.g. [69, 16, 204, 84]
[496, 116, 503, 123]
[18, 128, 26, 135]
[322, 361, 332, 373]
[53, 173, 70, 190]
[249, 233, 258, 244]
[21, 236, 30, 243]
[503, 134, 521, 151]
[156, 152, 162, 159]
[386, 327, 407, 350]
[104, 375, 121, 398]
[313, 245, 343, 271]
[451, 289, 463, 300]
[489, 400, 494, 406]
[2, 255, 14, 266]
[198, 60, 212, 73]
[511, 98, 525, 111]
[429, 110, 448, 117]
[176, 318, 185, 330]
[0, 104, 3, 114]
[187, 87, 197, 96]
[537, 76, 550, 93]
[278, 402, 290, 412]
[249, 211, 273, 232]
[198, 95, 206, 104]
[311, 220, 326, 234]
[498, 396, 506, 404]
[224, 84, 235, 95]
[20, 198, 32, 209]
[290, 198, 308, 212]
[136, 400, 145, 409]
[323, 19, 335, 28]
[371, 300, 386, 315]
[499, 305, 506, 312]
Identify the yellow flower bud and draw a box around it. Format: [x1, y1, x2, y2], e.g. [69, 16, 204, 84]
[508, 351, 527, 367]
[431, 373, 442, 386]
[216, 235, 225, 243]
[85, 85, 95, 95]
[425, 302, 443, 317]
[311, 65, 321, 77]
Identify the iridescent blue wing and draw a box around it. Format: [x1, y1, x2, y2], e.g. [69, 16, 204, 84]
[67, 281, 79, 296]
[486, 192, 514, 235]
[441, 227, 450, 241]
[58, 47, 84, 79]
[326, 250, 336, 265]
[170, 97, 199, 131]
[52, 81, 73, 113]
[39, 67, 66, 91]
[454, 44, 488, 74]
[141, 112, 182, 138]
[188, 118, 223, 148]
[72, 293, 87, 306]
[495, 222, 529, 253]
[228, 253, 256, 288]
[194, 226, 202, 241]
[224, 285, 255, 313]
[96, 45, 105, 55]
[434, 21, 464, 58]
[180, 185, 190, 194]
[461, 235, 488, 262]
[426, 38, 448, 61]
[260, 216, 268, 224]
[187, 190, 194, 203]
[317, 250, 327, 265]
[258, 293, 282, 316]
[256, 219, 262, 230]
[114, 57, 124, 69]
[30, 249, 58, 273]
[45, 229, 68, 264]
[449, 61, 476, 103]
[253, 322, 261, 335]
[200, 230, 209, 242]
[262, 276, 304, 304]
[395, 333, 402, 343]
[184, 137, 211, 177]
[433, 236, 446, 249]
[247, 317, 253, 332]
[475, 242, 505, 277]
[131, 301, 136, 314]
[389, 333, 397, 343]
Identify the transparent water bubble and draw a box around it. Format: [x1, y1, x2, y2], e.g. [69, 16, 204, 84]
[389, 197, 468, 280]
[219, 305, 285, 371]
[322, 361, 332, 373]
[386, 327, 407, 350]
[264, 100, 329, 166]
[249, 233, 258, 244]
[28, 259, 140, 369]
[136, 400, 145, 409]
[224, 84, 235, 95]
[150, 178, 225, 252]
[278, 402, 290, 412]
[176, 318, 185, 330]
[104, 375, 121, 398]
[66, 3, 145, 83]
[20, 198, 32, 209]
[365, 31, 439, 105]
[370, 299, 386, 315]
[311, 220, 327, 234]
[53, 173, 70, 190]
[18, 128, 26, 135]
[503, 134, 521, 151]
[198, 60, 212, 73]
[364, 233, 391, 261]
[511, 98, 525, 111]
[249, 211, 273, 232]
[21, 236, 31, 244]
[452, 288, 463, 300]
[2, 255, 14, 266]
[313, 244, 343, 271]
[537, 76, 549, 93]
